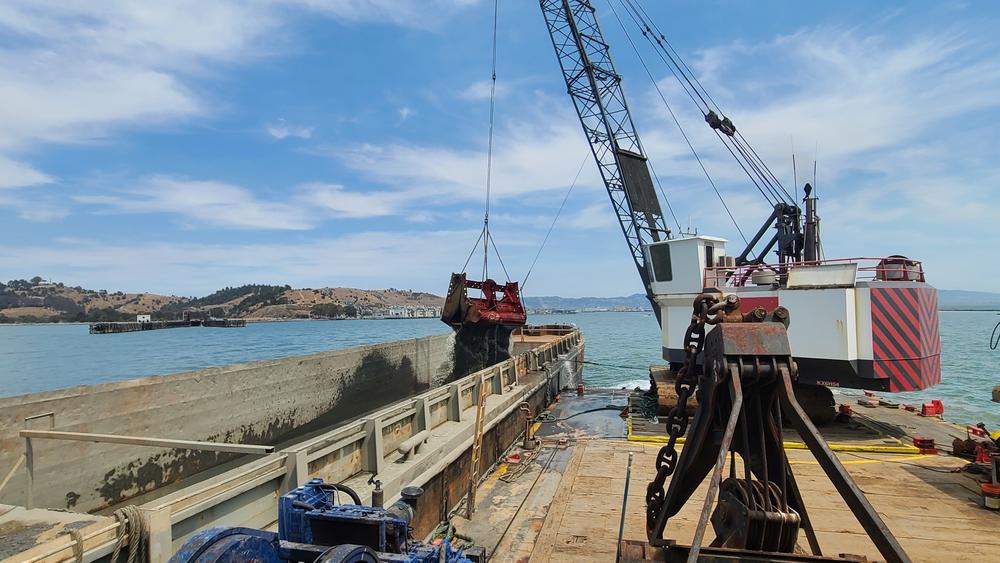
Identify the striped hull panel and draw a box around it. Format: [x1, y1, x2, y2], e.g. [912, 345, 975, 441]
[870, 286, 942, 392]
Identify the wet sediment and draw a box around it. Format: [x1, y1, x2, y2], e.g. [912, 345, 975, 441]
[451, 324, 514, 380]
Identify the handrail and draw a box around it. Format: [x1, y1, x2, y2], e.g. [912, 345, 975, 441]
[705, 256, 926, 288]
[20, 430, 273, 509]
[19, 430, 275, 455]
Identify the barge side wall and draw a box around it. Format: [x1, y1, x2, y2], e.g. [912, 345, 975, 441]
[0, 332, 456, 512]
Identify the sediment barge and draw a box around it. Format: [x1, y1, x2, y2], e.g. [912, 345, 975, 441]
[88, 318, 245, 334]
[0, 325, 584, 560]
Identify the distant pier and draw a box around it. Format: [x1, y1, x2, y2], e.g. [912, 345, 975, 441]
[201, 318, 246, 328]
[89, 318, 245, 334]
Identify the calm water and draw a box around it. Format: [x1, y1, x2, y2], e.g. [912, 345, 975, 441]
[1, 311, 997, 426]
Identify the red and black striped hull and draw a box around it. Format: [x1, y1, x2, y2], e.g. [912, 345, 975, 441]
[870, 286, 941, 391]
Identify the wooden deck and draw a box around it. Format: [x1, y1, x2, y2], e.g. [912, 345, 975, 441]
[458, 393, 998, 563]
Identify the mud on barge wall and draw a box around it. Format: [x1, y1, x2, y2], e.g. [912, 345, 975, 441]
[0, 332, 457, 513]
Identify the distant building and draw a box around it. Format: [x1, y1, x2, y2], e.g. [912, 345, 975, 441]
[137, 314, 151, 323]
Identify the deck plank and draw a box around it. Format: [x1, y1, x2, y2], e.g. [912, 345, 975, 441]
[505, 439, 997, 563]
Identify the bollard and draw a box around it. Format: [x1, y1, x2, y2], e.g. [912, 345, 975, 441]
[520, 402, 536, 450]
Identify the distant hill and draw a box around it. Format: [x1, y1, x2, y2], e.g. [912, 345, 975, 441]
[526, 289, 1000, 312]
[3, 277, 995, 323]
[937, 289, 1000, 310]
[0, 278, 443, 323]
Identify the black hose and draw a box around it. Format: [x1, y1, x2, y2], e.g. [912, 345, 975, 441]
[990, 320, 1000, 350]
[321, 483, 362, 505]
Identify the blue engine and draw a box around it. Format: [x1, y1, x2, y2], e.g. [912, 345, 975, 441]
[170, 479, 475, 563]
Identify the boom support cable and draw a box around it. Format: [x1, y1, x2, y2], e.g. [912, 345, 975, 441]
[615, 0, 795, 207]
[607, 0, 749, 246]
[522, 153, 590, 290]
[481, 0, 501, 280]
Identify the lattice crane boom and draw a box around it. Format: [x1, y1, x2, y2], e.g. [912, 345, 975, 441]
[540, 0, 670, 307]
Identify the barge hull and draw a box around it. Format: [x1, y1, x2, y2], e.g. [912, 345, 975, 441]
[0, 332, 459, 512]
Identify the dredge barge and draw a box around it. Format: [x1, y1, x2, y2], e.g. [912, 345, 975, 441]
[1, 320, 997, 562]
[0, 325, 585, 561]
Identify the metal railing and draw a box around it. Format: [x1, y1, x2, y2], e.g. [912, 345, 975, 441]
[704, 256, 926, 288]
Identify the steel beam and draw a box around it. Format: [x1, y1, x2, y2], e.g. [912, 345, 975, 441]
[19, 430, 274, 454]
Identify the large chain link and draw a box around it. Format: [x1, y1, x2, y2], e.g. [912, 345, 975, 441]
[645, 294, 717, 532]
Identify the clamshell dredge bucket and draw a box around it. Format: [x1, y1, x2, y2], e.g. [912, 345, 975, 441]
[441, 272, 526, 377]
[441, 272, 526, 328]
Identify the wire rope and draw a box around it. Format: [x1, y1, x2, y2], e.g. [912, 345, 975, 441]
[461, 225, 486, 273]
[616, 0, 794, 207]
[608, 0, 750, 245]
[488, 231, 512, 282]
[522, 153, 590, 290]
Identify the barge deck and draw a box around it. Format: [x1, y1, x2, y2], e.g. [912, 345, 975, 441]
[456, 391, 998, 562]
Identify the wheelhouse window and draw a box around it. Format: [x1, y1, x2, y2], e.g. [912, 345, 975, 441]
[649, 244, 673, 282]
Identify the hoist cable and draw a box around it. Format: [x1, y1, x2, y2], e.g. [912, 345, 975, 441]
[629, 0, 795, 204]
[616, 0, 707, 114]
[522, 153, 590, 290]
[481, 0, 500, 280]
[632, 0, 723, 114]
[488, 231, 512, 282]
[617, 0, 794, 207]
[735, 131, 795, 203]
[621, 0, 711, 113]
[461, 225, 486, 273]
[646, 160, 682, 234]
[728, 134, 785, 204]
[615, 0, 777, 205]
[609, 0, 749, 245]
[710, 130, 775, 205]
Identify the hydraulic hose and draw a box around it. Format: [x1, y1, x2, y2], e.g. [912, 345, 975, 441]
[321, 483, 362, 505]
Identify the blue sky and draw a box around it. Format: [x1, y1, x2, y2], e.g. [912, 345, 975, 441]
[0, 1, 997, 297]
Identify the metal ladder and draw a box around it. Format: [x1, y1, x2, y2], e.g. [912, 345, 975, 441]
[465, 374, 489, 518]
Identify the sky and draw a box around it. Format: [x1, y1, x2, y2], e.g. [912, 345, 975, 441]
[0, 0, 997, 298]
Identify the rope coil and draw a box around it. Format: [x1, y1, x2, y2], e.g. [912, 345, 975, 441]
[110, 505, 149, 563]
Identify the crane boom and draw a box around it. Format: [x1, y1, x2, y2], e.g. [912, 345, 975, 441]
[540, 0, 669, 308]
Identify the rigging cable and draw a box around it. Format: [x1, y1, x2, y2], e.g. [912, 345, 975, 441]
[488, 231, 512, 284]
[614, 0, 785, 204]
[607, 0, 749, 246]
[632, 0, 795, 203]
[617, 0, 794, 205]
[482, 0, 501, 280]
[522, 154, 590, 290]
[460, 226, 487, 273]
[631, 0, 793, 203]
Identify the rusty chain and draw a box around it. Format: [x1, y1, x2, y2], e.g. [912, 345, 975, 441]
[645, 293, 718, 533]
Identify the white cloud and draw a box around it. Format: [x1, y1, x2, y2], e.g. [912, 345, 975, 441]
[297, 183, 403, 218]
[73, 176, 423, 229]
[74, 176, 313, 230]
[398, 106, 416, 121]
[675, 27, 1000, 183]
[0, 156, 52, 189]
[340, 100, 599, 200]
[457, 79, 510, 101]
[0, 231, 480, 295]
[0, 191, 68, 222]
[0, 0, 477, 215]
[287, 0, 480, 30]
[266, 119, 314, 140]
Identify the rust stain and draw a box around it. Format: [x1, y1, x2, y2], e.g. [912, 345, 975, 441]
[96, 349, 423, 508]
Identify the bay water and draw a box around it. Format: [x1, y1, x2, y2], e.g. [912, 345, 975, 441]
[1, 311, 997, 426]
